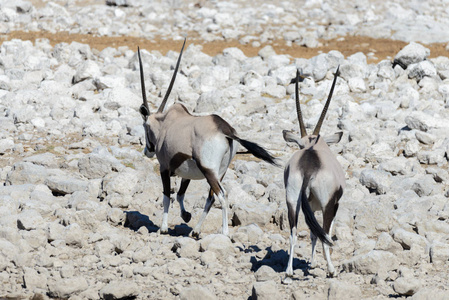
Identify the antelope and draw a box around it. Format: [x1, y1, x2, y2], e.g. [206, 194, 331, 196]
[283, 66, 345, 279]
[137, 40, 278, 237]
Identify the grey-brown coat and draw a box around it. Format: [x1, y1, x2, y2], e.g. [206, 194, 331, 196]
[138, 40, 277, 237]
[283, 67, 345, 279]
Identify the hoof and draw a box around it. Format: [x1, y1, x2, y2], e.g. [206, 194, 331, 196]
[191, 230, 201, 239]
[159, 227, 169, 235]
[282, 276, 293, 285]
[181, 211, 191, 223]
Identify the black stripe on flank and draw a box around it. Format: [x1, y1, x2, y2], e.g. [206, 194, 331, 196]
[196, 162, 222, 196]
[169, 152, 192, 173]
[323, 186, 343, 233]
[211, 115, 238, 138]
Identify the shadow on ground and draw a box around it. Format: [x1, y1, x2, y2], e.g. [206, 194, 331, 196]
[249, 246, 309, 274]
[124, 211, 193, 237]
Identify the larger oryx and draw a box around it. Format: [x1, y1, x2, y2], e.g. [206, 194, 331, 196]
[137, 40, 278, 237]
[282, 67, 345, 279]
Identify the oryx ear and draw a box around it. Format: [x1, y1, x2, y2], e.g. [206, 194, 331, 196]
[324, 132, 343, 144]
[283, 130, 305, 149]
[140, 104, 149, 118]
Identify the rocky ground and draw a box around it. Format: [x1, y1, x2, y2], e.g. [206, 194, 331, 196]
[1, 0, 449, 299]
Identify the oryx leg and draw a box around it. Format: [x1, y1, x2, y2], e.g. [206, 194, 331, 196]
[320, 187, 343, 277]
[191, 188, 215, 238]
[286, 221, 297, 277]
[177, 178, 192, 223]
[195, 165, 228, 236]
[160, 170, 171, 234]
[310, 232, 318, 268]
[285, 192, 299, 278]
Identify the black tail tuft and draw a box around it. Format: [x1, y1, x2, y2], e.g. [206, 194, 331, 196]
[301, 192, 333, 246]
[237, 138, 279, 167]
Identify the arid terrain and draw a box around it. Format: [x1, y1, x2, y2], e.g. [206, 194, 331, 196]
[1, 0, 449, 299]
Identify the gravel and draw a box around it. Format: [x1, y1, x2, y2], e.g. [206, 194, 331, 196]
[1, 0, 449, 299]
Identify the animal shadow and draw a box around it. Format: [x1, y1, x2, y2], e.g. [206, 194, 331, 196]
[124, 211, 193, 237]
[249, 246, 309, 274]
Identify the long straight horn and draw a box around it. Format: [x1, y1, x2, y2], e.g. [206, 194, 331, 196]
[295, 70, 307, 137]
[138, 47, 149, 113]
[312, 65, 340, 136]
[157, 38, 186, 113]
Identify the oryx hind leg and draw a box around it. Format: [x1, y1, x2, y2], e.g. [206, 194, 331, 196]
[193, 165, 228, 236]
[310, 232, 318, 269]
[177, 178, 192, 223]
[285, 193, 299, 279]
[320, 187, 343, 277]
[160, 170, 171, 234]
[191, 188, 215, 238]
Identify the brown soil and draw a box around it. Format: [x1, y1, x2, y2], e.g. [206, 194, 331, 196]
[2, 30, 448, 61]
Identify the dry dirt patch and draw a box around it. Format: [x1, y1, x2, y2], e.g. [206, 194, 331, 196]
[3, 30, 449, 61]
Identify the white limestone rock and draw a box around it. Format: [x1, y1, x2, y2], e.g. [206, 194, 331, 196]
[73, 60, 101, 84]
[254, 265, 278, 282]
[342, 250, 400, 275]
[393, 275, 421, 296]
[252, 280, 279, 300]
[0, 138, 14, 154]
[45, 175, 89, 195]
[5, 162, 48, 186]
[99, 280, 139, 300]
[359, 169, 392, 194]
[104, 86, 142, 110]
[408, 61, 437, 81]
[429, 241, 449, 263]
[17, 209, 44, 230]
[328, 280, 363, 300]
[179, 285, 216, 300]
[172, 237, 200, 259]
[391, 228, 428, 251]
[232, 201, 277, 227]
[47, 277, 89, 298]
[199, 234, 234, 258]
[394, 42, 430, 68]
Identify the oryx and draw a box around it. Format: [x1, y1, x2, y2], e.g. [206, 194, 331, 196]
[137, 40, 278, 237]
[282, 66, 345, 278]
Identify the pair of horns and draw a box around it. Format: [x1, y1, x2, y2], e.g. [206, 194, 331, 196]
[295, 66, 340, 137]
[138, 38, 186, 114]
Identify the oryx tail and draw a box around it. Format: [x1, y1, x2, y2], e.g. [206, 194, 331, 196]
[211, 115, 278, 166]
[234, 137, 278, 166]
[299, 178, 333, 246]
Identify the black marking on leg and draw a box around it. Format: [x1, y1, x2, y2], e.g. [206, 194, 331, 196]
[178, 178, 190, 195]
[205, 189, 215, 213]
[323, 186, 343, 233]
[161, 170, 171, 197]
[178, 178, 191, 223]
[286, 201, 296, 230]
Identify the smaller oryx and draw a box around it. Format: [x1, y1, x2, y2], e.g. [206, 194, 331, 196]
[283, 67, 345, 279]
[137, 40, 278, 237]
